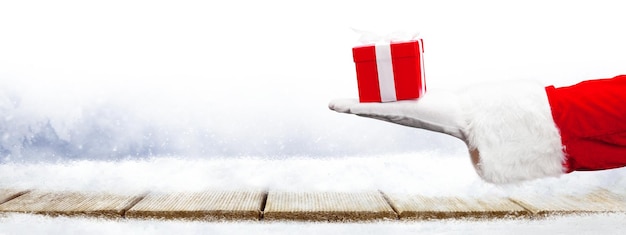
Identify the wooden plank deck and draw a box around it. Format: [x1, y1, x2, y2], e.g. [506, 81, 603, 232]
[383, 193, 530, 220]
[125, 191, 266, 221]
[263, 191, 397, 222]
[509, 189, 626, 216]
[0, 190, 143, 218]
[0, 188, 624, 221]
[0, 189, 29, 205]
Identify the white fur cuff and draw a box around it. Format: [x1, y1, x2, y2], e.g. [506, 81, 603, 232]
[460, 81, 566, 184]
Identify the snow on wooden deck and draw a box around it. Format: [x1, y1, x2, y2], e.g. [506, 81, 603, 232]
[0, 188, 624, 221]
[0, 190, 143, 218]
[263, 191, 397, 222]
[509, 189, 626, 215]
[125, 191, 266, 221]
[383, 193, 530, 220]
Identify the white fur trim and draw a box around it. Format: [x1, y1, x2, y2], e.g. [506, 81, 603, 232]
[459, 81, 566, 184]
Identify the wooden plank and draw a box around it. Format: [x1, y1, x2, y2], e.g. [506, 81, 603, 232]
[384, 193, 529, 220]
[125, 191, 266, 221]
[263, 191, 397, 222]
[0, 189, 29, 205]
[0, 190, 144, 218]
[509, 188, 626, 216]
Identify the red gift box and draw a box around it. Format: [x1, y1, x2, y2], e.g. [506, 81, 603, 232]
[352, 39, 426, 102]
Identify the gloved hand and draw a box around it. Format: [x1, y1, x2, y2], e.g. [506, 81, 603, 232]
[328, 81, 566, 184]
[329, 89, 466, 142]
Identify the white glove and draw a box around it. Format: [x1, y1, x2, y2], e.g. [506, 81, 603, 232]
[329, 90, 466, 142]
[329, 81, 566, 184]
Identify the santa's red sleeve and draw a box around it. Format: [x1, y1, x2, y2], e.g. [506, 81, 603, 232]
[546, 75, 626, 172]
[458, 75, 626, 184]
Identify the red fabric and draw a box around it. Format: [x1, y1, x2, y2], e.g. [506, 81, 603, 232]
[546, 75, 626, 172]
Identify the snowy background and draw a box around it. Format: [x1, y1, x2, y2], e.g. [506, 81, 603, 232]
[1, 0, 626, 234]
[2, 0, 625, 162]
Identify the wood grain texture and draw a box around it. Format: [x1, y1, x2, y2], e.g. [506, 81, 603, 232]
[509, 189, 626, 216]
[384, 193, 529, 220]
[1, 188, 625, 221]
[125, 191, 266, 221]
[0, 189, 29, 205]
[0, 190, 143, 218]
[263, 191, 397, 222]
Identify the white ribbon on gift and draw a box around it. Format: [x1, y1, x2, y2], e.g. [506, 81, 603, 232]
[374, 42, 397, 102]
[353, 29, 425, 102]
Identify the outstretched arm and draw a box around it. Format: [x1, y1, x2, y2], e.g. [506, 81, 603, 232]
[329, 90, 466, 140]
[329, 81, 566, 184]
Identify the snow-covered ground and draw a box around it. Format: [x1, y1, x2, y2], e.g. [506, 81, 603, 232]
[1, 0, 626, 234]
[2, 153, 626, 196]
[1, 213, 625, 235]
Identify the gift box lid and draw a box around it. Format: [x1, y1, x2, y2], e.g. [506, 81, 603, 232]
[352, 39, 424, 63]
